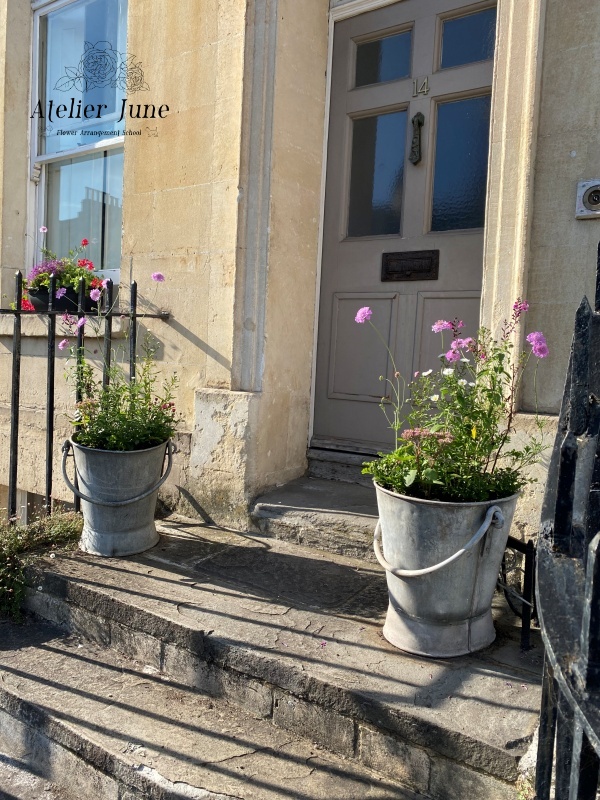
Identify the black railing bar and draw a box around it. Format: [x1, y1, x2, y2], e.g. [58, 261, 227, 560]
[74, 277, 85, 513]
[102, 279, 114, 389]
[7, 271, 22, 522]
[506, 534, 529, 554]
[45, 273, 56, 515]
[129, 280, 137, 381]
[495, 579, 534, 607]
[0, 309, 170, 319]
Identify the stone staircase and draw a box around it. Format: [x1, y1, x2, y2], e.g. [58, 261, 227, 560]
[0, 501, 543, 799]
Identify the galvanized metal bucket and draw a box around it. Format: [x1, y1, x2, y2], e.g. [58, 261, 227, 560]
[374, 482, 519, 657]
[62, 439, 173, 557]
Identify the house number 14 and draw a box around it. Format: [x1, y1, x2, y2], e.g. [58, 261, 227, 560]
[412, 76, 430, 97]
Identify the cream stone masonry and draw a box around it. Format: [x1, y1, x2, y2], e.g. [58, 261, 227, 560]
[0, 0, 30, 299]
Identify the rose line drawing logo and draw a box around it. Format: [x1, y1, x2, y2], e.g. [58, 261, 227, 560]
[54, 41, 149, 93]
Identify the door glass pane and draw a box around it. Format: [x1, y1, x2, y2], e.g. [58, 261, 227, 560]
[431, 95, 491, 232]
[39, 0, 128, 155]
[440, 8, 496, 70]
[348, 111, 407, 237]
[355, 31, 412, 87]
[45, 149, 124, 270]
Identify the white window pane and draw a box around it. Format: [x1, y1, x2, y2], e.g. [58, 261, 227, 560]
[45, 149, 123, 270]
[39, 0, 128, 155]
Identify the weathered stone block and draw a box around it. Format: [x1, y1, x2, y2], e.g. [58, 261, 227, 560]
[272, 690, 355, 757]
[429, 755, 517, 800]
[357, 725, 431, 795]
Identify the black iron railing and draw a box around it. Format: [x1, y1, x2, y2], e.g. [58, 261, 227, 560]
[2, 272, 168, 521]
[534, 246, 600, 798]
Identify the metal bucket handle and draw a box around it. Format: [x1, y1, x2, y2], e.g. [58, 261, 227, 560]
[61, 439, 173, 508]
[373, 504, 504, 578]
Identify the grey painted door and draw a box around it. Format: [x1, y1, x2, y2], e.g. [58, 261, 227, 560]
[313, 0, 496, 453]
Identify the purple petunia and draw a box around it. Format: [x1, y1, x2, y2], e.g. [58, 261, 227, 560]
[355, 306, 373, 324]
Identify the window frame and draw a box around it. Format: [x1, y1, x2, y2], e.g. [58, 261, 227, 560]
[29, 0, 125, 279]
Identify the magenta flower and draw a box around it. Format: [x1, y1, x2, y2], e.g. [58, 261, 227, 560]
[58, 339, 69, 351]
[513, 299, 529, 314]
[101, 279, 110, 288]
[355, 306, 373, 324]
[90, 288, 101, 302]
[151, 272, 165, 282]
[55, 287, 67, 299]
[39, 226, 48, 233]
[526, 331, 549, 358]
[450, 337, 474, 351]
[445, 349, 461, 362]
[76, 317, 87, 329]
[432, 320, 452, 333]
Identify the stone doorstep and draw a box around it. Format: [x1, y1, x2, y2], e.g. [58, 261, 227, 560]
[21, 518, 543, 800]
[0, 620, 420, 800]
[250, 476, 379, 560]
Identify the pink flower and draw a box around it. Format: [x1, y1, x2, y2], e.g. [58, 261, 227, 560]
[414, 371, 420, 378]
[101, 279, 110, 288]
[58, 339, 69, 350]
[76, 317, 87, 329]
[445, 349, 461, 362]
[39, 226, 48, 233]
[55, 287, 67, 299]
[526, 331, 549, 358]
[432, 320, 452, 333]
[81, 238, 89, 247]
[513, 299, 529, 314]
[151, 272, 165, 282]
[355, 306, 373, 324]
[450, 337, 474, 351]
[90, 288, 101, 302]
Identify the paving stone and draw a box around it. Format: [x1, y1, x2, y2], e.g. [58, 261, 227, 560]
[272, 691, 355, 758]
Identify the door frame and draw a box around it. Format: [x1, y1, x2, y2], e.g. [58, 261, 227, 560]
[308, 0, 499, 447]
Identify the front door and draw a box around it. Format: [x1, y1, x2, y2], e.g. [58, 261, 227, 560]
[313, 0, 496, 453]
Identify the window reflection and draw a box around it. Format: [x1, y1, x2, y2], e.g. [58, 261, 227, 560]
[431, 95, 491, 231]
[348, 111, 408, 237]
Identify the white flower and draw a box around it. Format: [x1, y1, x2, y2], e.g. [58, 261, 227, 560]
[422, 369, 433, 377]
[458, 379, 467, 386]
[469, 382, 476, 387]
[460, 358, 469, 363]
[430, 394, 440, 402]
[442, 368, 454, 376]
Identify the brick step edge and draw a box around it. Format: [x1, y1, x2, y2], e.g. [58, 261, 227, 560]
[24, 572, 521, 800]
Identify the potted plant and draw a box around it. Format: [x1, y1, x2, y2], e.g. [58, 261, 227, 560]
[26, 231, 103, 312]
[60, 283, 177, 557]
[356, 301, 548, 657]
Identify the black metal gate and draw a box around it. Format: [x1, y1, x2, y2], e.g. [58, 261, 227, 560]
[535, 247, 600, 798]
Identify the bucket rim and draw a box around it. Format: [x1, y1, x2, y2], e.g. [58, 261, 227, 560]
[374, 481, 520, 508]
[70, 437, 170, 456]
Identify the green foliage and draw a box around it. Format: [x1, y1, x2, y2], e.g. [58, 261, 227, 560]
[361, 311, 548, 503]
[0, 512, 83, 621]
[71, 341, 178, 451]
[25, 239, 101, 294]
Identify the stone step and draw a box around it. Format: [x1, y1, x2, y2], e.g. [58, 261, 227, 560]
[0, 619, 419, 800]
[250, 476, 378, 560]
[0, 752, 76, 800]
[23, 516, 544, 800]
[306, 448, 374, 487]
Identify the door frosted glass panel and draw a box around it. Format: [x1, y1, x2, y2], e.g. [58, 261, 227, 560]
[355, 31, 412, 87]
[431, 95, 491, 232]
[440, 8, 496, 70]
[348, 110, 407, 237]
